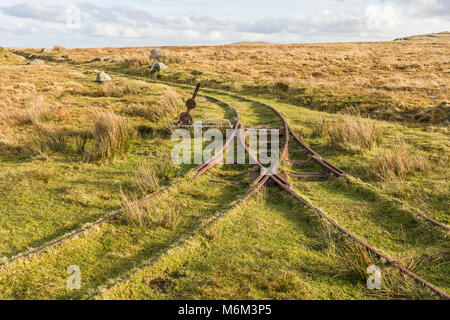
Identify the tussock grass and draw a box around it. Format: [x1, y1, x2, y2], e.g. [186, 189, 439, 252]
[314, 221, 438, 299]
[28, 125, 91, 158]
[1, 97, 52, 126]
[91, 110, 135, 161]
[124, 53, 152, 67]
[28, 110, 136, 161]
[371, 140, 429, 180]
[124, 53, 183, 68]
[378, 266, 439, 299]
[120, 191, 179, 228]
[315, 108, 380, 151]
[124, 88, 183, 122]
[25, 97, 52, 124]
[52, 45, 66, 52]
[96, 82, 140, 98]
[30, 125, 68, 156]
[333, 237, 377, 281]
[129, 164, 160, 196]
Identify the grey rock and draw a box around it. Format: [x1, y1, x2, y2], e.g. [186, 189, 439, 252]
[150, 62, 168, 74]
[96, 71, 112, 82]
[41, 48, 52, 53]
[394, 37, 412, 41]
[150, 49, 167, 59]
[95, 56, 121, 62]
[27, 59, 45, 65]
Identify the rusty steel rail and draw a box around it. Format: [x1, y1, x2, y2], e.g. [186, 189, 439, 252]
[234, 95, 449, 300]
[89, 175, 271, 299]
[1, 93, 240, 269]
[194, 96, 240, 178]
[177, 83, 447, 230]
[270, 174, 450, 300]
[81, 72, 448, 297]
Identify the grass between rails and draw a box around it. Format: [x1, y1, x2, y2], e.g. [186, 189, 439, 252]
[0, 173, 247, 299]
[92, 90, 448, 299]
[0, 64, 196, 259]
[96, 188, 440, 300]
[0, 45, 448, 299]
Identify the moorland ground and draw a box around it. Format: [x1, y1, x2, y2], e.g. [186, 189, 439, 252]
[0, 32, 448, 299]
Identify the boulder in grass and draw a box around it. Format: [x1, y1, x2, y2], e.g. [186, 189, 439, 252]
[96, 71, 112, 82]
[150, 49, 167, 59]
[41, 48, 52, 53]
[150, 62, 168, 74]
[27, 59, 45, 65]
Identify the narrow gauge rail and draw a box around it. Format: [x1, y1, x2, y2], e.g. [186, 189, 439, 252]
[135, 77, 447, 231]
[232, 95, 450, 300]
[0, 94, 240, 268]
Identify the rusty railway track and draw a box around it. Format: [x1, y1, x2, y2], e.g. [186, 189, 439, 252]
[7, 66, 447, 299]
[89, 74, 447, 299]
[90, 77, 449, 300]
[143, 77, 447, 231]
[1, 92, 240, 269]
[229, 94, 450, 300]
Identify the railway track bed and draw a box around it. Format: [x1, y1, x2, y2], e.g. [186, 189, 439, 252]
[1, 66, 448, 300]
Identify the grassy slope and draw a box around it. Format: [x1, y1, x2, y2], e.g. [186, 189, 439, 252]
[0, 42, 448, 299]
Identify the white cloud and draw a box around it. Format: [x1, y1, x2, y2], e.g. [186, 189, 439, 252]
[0, 1, 448, 47]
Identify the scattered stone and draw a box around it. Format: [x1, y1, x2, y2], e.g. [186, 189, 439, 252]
[94, 56, 121, 62]
[54, 57, 65, 62]
[27, 59, 45, 65]
[41, 48, 52, 53]
[223, 49, 232, 54]
[96, 71, 112, 82]
[150, 62, 168, 74]
[394, 37, 412, 41]
[150, 49, 167, 59]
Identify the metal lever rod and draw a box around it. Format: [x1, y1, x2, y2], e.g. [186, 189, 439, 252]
[192, 83, 201, 100]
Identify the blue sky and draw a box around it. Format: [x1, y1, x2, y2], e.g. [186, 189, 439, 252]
[0, 0, 449, 47]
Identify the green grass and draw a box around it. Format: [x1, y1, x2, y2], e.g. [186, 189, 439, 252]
[96, 192, 378, 300]
[0, 57, 448, 300]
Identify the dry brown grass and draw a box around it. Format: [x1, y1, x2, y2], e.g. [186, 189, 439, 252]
[314, 108, 380, 152]
[120, 191, 179, 228]
[130, 164, 160, 196]
[52, 45, 66, 53]
[371, 140, 429, 180]
[62, 35, 449, 106]
[91, 110, 136, 161]
[24, 97, 52, 124]
[124, 53, 183, 68]
[0, 96, 51, 126]
[96, 81, 140, 98]
[124, 88, 183, 121]
[124, 53, 152, 68]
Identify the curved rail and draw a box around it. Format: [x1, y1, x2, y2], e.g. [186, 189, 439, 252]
[235, 95, 449, 300]
[270, 174, 449, 300]
[1, 93, 240, 269]
[143, 78, 446, 230]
